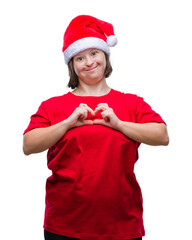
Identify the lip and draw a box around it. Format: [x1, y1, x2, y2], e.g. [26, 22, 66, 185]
[85, 66, 98, 72]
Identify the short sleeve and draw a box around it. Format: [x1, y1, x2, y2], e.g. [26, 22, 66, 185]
[24, 102, 51, 134]
[135, 96, 165, 124]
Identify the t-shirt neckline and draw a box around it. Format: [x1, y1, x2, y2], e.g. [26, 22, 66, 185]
[68, 88, 114, 98]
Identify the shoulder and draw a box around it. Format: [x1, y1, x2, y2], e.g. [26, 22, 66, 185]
[111, 89, 149, 114]
[112, 89, 139, 104]
[41, 92, 71, 108]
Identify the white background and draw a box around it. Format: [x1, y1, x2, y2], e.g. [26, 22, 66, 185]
[0, 0, 192, 239]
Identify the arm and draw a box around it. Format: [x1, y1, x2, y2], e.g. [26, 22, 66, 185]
[23, 103, 95, 155]
[23, 120, 70, 155]
[117, 121, 169, 146]
[94, 103, 169, 146]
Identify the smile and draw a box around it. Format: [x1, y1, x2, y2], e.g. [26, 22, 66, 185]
[85, 66, 98, 72]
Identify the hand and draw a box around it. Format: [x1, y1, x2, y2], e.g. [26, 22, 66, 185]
[66, 103, 95, 129]
[93, 103, 121, 130]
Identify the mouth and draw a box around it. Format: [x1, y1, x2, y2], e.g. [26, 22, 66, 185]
[85, 66, 98, 72]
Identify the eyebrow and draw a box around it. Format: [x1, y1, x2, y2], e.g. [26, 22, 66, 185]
[75, 49, 98, 57]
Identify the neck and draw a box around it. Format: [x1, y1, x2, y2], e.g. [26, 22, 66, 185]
[72, 79, 111, 96]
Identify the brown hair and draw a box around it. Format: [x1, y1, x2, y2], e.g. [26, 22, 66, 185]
[67, 53, 113, 89]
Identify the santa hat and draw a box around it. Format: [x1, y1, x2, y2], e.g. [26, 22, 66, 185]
[62, 15, 117, 64]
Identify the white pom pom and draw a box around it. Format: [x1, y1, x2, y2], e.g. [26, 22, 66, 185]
[107, 35, 118, 47]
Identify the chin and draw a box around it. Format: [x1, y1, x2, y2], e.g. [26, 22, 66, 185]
[80, 74, 105, 85]
[88, 76, 105, 84]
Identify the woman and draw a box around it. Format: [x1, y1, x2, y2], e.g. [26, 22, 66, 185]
[23, 15, 169, 240]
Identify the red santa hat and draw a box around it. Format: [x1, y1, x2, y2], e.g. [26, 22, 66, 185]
[62, 15, 117, 64]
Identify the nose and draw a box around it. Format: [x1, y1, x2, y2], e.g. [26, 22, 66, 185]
[85, 56, 94, 67]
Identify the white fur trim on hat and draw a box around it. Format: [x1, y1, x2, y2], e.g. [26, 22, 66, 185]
[64, 37, 110, 64]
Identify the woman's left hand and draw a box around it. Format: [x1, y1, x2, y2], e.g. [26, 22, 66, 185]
[93, 103, 121, 130]
[93, 104, 169, 146]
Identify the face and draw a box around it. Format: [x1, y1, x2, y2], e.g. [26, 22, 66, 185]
[73, 49, 106, 85]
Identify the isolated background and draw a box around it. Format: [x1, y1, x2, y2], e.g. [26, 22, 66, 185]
[0, 0, 191, 239]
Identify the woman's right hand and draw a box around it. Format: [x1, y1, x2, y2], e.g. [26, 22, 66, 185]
[65, 103, 95, 129]
[23, 103, 95, 155]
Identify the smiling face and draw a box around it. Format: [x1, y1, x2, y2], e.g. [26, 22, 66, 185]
[73, 49, 107, 86]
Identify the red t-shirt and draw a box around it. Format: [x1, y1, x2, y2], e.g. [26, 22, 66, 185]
[24, 89, 165, 240]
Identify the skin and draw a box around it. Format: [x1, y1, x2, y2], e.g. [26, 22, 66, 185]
[72, 49, 110, 96]
[23, 48, 169, 155]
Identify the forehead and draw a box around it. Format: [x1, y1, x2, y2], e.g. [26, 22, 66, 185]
[75, 48, 98, 56]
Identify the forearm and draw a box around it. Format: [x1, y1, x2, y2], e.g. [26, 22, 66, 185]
[117, 121, 169, 146]
[23, 119, 71, 155]
[23, 103, 96, 155]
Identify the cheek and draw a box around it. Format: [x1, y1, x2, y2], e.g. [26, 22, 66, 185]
[73, 63, 81, 76]
[104, 59, 107, 69]
[100, 54, 106, 66]
[100, 57, 106, 71]
[73, 66, 78, 76]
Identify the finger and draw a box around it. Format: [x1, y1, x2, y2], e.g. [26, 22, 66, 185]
[97, 103, 109, 107]
[93, 119, 106, 125]
[83, 120, 94, 125]
[84, 106, 95, 116]
[79, 103, 88, 107]
[76, 120, 93, 127]
[102, 109, 114, 122]
[94, 105, 108, 114]
[102, 115, 110, 122]
[78, 109, 88, 120]
[79, 104, 95, 116]
[93, 119, 111, 128]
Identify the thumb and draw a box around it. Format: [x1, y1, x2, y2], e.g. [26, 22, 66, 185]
[93, 119, 107, 125]
[76, 120, 93, 127]
[82, 120, 94, 126]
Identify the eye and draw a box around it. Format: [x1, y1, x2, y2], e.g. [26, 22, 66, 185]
[91, 50, 98, 56]
[75, 56, 84, 61]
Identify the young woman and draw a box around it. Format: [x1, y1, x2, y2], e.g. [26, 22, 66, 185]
[23, 15, 169, 240]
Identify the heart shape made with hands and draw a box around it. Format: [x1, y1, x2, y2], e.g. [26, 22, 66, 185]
[80, 103, 109, 120]
[78, 103, 119, 128]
